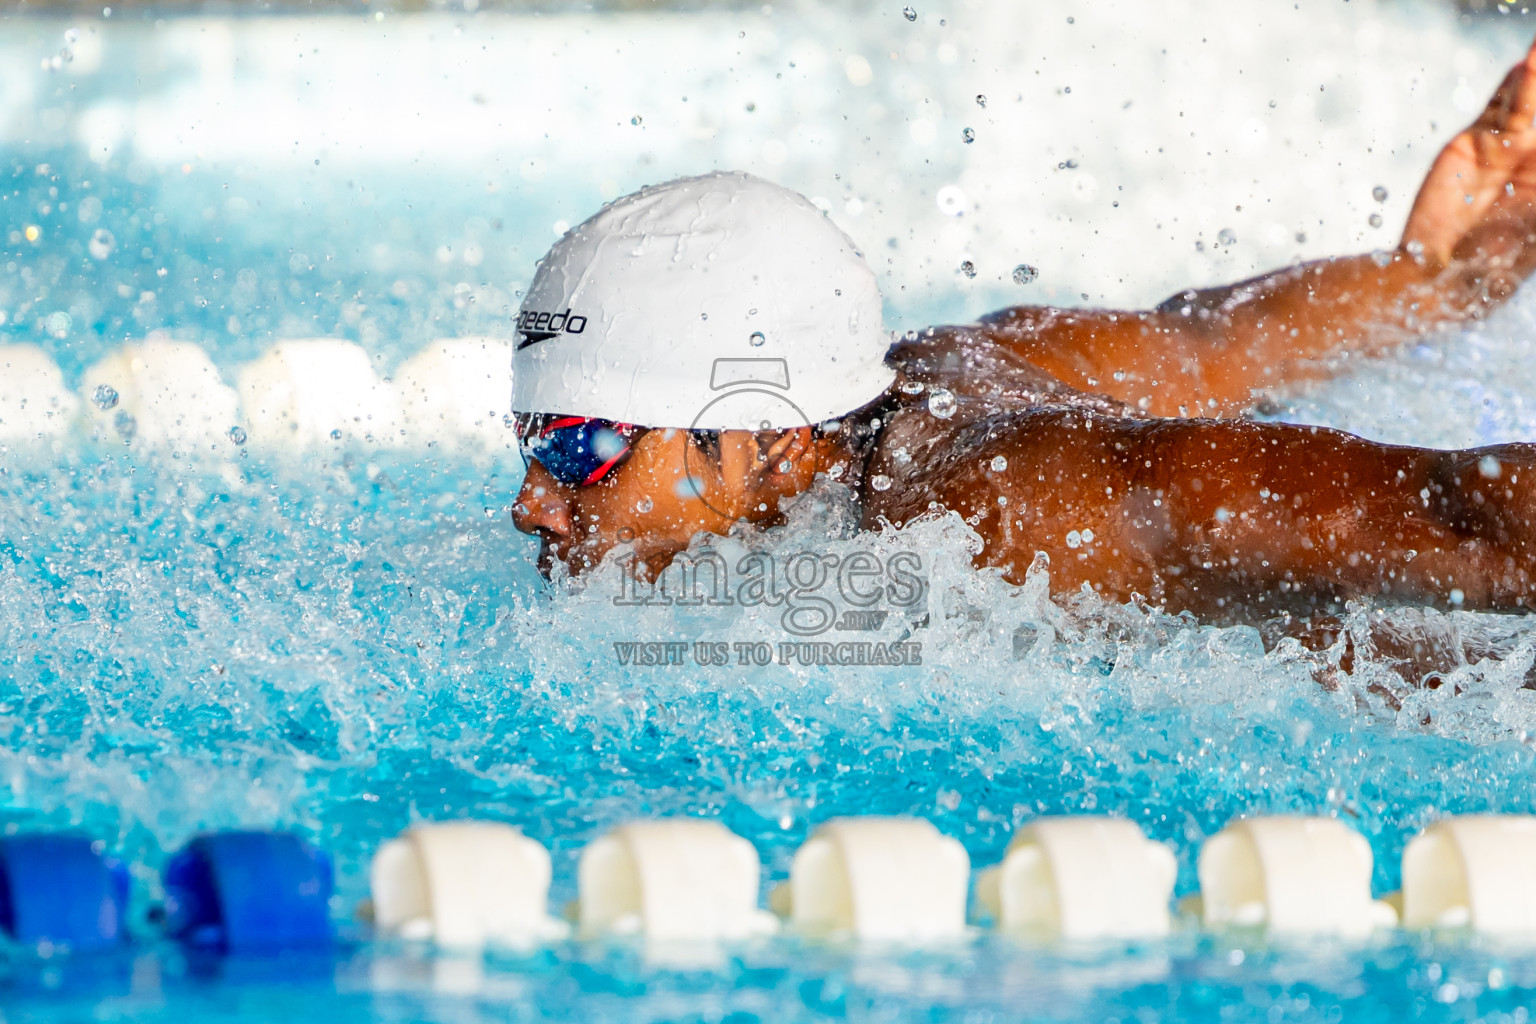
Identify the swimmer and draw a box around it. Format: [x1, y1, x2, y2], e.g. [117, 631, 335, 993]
[513, 40, 1536, 626]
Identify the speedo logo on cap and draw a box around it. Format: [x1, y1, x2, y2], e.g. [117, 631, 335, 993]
[515, 308, 588, 349]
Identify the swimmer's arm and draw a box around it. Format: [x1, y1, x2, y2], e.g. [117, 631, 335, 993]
[977, 240, 1530, 418]
[980, 39, 1536, 419]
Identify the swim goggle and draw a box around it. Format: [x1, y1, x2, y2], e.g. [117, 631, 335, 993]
[515, 414, 646, 487]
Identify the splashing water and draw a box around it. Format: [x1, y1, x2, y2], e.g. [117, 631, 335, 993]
[5, 1, 1536, 1020]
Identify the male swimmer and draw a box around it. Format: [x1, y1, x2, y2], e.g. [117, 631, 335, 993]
[512, 41, 1536, 627]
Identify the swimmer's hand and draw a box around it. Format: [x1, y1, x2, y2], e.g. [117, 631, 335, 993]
[1403, 37, 1536, 269]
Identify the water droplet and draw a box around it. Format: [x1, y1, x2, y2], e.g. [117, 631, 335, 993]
[45, 311, 71, 338]
[1372, 185, 1388, 203]
[749, 331, 766, 347]
[112, 410, 136, 440]
[870, 473, 893, 491]
[927, 387, 958, 419]
[631, 115, 643, 126]
[962, 127, 975, 144]
[227, 425, 247, 445]
[975, 94, 987, 108]
[1370, 249, 1393, 267]
[330, 428, 343, 441]
[900, 379, 926, 394]
[936, 184, 969, 216]
[88, 228, 115, 260]
[675, 475, 706, 499]
[1216, 228, 1237, 247]
[902, 5, 917, 20]
[636, 496, 654, 513]
[92, 384, 118, 410]
[990, 455, 1008, 472]
[959, 260, 976, 278]
[1368, 213, 1383, 228]
[1012, 264, 1039, 285]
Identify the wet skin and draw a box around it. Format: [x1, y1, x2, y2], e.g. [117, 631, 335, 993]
[516, 41, 1536, 622]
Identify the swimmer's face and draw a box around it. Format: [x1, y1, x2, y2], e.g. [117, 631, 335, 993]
[512, 425, 834, 579]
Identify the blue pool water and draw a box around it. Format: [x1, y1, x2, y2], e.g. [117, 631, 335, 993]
[9, 2, 1536, 1021]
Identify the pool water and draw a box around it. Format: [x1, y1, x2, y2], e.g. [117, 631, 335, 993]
[8, 1, 1536, 1021]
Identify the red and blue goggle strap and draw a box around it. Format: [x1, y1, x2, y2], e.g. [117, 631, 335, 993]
[520, 416, 638, 486]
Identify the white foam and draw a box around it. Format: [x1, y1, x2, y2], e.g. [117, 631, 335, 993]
[0, 1, 1517, 321]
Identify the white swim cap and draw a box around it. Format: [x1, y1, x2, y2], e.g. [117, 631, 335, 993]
[513, 171, 895, 431]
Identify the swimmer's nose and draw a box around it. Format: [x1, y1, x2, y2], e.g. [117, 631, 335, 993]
[512, 462, 573, 539]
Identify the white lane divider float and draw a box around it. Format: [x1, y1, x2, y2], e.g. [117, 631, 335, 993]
[0, 344, 77, 443]
[773, 817, 970, 942]
[576, 819, 777, 941]
[394, 337, 512, 452]
[1, 336, 522, 457]
[236, 339, 401, 448]
[976, 816, 1176, 940]
[1400, 815, 1536, 933]
[369, 821, 569, 948]
[1197, 816, 1397, 936]
[81, 339, 240, 452]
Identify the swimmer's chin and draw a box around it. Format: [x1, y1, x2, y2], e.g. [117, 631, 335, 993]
[537, 535, 690, 583]
[535, 536, 631, 580]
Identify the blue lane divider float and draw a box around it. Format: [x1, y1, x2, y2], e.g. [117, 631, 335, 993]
[0, 833, 129, 952]
[163, 831, 333, 952]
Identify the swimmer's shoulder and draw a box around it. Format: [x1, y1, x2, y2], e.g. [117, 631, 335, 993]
[885, 312, 1140, 420]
